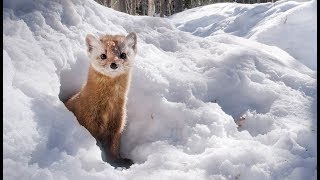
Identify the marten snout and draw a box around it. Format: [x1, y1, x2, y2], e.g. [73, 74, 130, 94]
[110, 63, 118, 69]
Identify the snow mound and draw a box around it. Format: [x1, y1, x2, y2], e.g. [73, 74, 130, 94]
[170, 0, 317, 70]
[3, 0, 316, 179]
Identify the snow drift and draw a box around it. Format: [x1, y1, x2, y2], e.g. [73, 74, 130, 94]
[170, 0, 317, 70]
[3, 0, 316, 179]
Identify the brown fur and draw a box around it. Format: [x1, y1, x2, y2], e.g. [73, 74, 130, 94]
[65, 34, 136, 166]
[65, 67, 130, 158]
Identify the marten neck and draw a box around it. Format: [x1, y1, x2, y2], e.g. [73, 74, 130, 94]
[86, 65, 130, 97]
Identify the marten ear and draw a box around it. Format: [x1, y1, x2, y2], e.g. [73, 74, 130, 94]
[85, 34, 99, 53]
[123, 32, 137, 53]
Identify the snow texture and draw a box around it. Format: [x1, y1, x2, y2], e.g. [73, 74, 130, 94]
[170, 0, 317, 70]
[3, 0, 317, 179]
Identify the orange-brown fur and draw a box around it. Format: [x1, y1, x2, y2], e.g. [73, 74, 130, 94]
[65, 67, 129, 158]
[65, 33, 136, 167]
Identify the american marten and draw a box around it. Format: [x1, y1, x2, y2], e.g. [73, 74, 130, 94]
[65, 32, 137, 168]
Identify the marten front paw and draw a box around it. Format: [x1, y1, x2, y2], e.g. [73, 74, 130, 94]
[110, 158, 133, 169]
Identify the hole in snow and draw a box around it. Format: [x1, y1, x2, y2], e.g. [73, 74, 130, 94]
[58, 51, 89, 102]
[58, 51, 135, 165]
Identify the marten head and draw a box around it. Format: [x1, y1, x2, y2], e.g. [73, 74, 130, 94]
[85, 32, 137, 77]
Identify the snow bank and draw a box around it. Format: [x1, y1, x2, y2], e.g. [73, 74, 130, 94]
[170, 0, 317, 70]
[3, 0, 316, 179]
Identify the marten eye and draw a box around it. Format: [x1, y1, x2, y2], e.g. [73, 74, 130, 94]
[120, 52, 126, 59]
[100, 54, 107, 60]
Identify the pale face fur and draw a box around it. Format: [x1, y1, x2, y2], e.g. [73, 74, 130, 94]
[85, 32, 137, 77]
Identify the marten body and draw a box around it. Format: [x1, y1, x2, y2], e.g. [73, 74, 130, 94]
[65, 33, 137, 168]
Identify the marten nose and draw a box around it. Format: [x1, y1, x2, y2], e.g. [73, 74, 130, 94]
[110, 63, 118, 69]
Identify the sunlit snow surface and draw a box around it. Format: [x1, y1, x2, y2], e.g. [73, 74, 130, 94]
[3, 0, 316, 179]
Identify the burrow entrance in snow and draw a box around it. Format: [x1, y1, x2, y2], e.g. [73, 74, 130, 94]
[58, 51, 89, 103]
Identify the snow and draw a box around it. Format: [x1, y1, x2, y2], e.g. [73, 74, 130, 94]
[3, 0, 316, 179]
[170, 0, 317, 70]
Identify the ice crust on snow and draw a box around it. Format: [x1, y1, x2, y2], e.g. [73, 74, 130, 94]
[3, 0, 316, 179]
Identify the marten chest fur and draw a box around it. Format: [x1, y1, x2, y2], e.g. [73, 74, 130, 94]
[75, 67, 129, 138]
